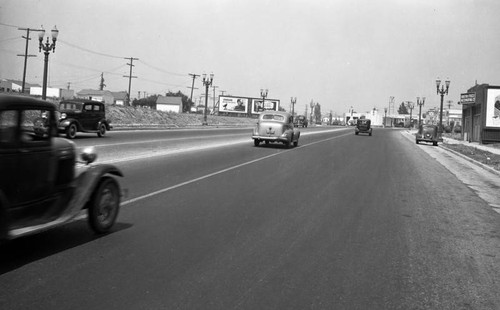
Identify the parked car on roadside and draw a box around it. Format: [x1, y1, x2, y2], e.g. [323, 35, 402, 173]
[252, 111, 300, 148]
[416, 124, 439, 146]
[355, 119, 372, 136]
[293, 115, 308, 128]
[0, 94, 123, 241]
[58, 99, 112, 139]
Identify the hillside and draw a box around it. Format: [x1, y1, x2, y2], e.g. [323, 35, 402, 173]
[107, 105, 257, 129]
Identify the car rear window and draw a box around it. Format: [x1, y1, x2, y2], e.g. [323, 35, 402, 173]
[60, 102, 82, 111]
[262, 114, 285, 121]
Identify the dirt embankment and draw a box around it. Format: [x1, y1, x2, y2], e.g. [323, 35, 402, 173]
[107, 105, 257, 129]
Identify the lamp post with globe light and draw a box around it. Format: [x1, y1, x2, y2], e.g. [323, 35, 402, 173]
[417, 97, 425, 127]
[202, 73, 214, 125]
[38, 26, 59, 100]
[260, 89, 268, 111]
[436, 78, 450, 133]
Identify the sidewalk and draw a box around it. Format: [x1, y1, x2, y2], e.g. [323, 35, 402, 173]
[442, 136, 500, 156]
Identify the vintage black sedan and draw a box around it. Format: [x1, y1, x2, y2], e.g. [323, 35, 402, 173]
[0, 94, 123, 241]
[252, 111, 300, 148]
[58, 99, 112, 139]
[355, 118, 372, 136]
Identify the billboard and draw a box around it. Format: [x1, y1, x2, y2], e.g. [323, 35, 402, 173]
[486, 88, 500, 128]
[251, 99, 279, 113]
[219, 96, 248, 113]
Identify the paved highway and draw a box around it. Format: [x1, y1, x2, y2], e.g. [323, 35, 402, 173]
[2, 126, 500, 309]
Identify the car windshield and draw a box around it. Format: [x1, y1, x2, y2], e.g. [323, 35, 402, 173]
[60, 102, 82, 111]
[262, 114, 285, 121]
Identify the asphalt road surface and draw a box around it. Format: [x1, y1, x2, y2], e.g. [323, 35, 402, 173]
[2, 127, 500, 309]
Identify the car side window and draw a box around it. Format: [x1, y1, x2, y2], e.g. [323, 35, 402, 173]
[19, 109, 51, 145]
[0, 110, 19, 145]
[84, 104, 93, 111]
[93, 105, 101, 111]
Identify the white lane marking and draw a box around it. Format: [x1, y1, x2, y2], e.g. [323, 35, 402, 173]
[95, 128, 350, 164]
[122, 131, 351, 206]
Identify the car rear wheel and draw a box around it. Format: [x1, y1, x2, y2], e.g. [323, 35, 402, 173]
[97, 123, 106, 137]
[254, 139, 260, 147]
[88, 177, 120, 234]
[433, 142, 438, 146]
[66, 123, 77, 139]
[416, 139, 419, 144]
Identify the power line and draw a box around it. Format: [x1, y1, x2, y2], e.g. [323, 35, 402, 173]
[58, 39, 124, 59]
[138, 60, 185, 77]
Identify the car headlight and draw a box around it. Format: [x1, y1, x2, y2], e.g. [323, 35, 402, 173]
[60, 113, 67, 120]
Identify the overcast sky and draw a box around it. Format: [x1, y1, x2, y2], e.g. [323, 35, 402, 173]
[1, 0, 500, 115]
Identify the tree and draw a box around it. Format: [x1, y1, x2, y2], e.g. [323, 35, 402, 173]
[398, 102, 409, 114]
[314, 103, 322, 124]
[132, 95, 158, 108]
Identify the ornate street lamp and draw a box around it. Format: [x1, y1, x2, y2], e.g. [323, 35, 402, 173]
[38, 26, 59, 100]
[417, 97, 425, 127]
[290, 97, 296, 116]
[406, 101, 415, 128]
[436, 77, 450, 133]
[260, 89, 268, 111]
[202, 73, 214, 125]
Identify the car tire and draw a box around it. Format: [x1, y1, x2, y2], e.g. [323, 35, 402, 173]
[88, 177, 120, 234]
[97, 123, 106, 137]
[293, 140, 298, 147]
[433, 142, 438, 146]
[416, 140, 419, 144]
[66, 123, 77, 139]
[285, 138, 291, 148]
[254, 139, 260, 147]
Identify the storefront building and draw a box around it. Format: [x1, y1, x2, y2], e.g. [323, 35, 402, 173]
[461, 84, 500, 144]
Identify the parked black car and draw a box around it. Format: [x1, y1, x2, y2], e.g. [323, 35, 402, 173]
[355, 119, 372, 136]
[58, 99, 112, 139]
[0, 94, 123, 241]
[416, 124, 439, 146]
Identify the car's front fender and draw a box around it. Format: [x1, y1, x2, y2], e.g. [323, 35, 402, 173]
[58, 118, 80, 130]
[65, 164, 123, 215]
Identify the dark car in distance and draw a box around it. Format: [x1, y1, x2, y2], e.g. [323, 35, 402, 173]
[355, 119, 372, 136]
[416, 124, 439, 146]
[293, 115, 308, 128]
[0, 94, 123, 241]
[58, 99, 112, 139]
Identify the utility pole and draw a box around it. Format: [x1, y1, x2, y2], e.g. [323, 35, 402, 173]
[188, 73, 200, 104]
[212, 85, 219, 112]
[99, 72, 106, 90]
[123, 57, 138, 106]
[17, 27, 38, 94]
